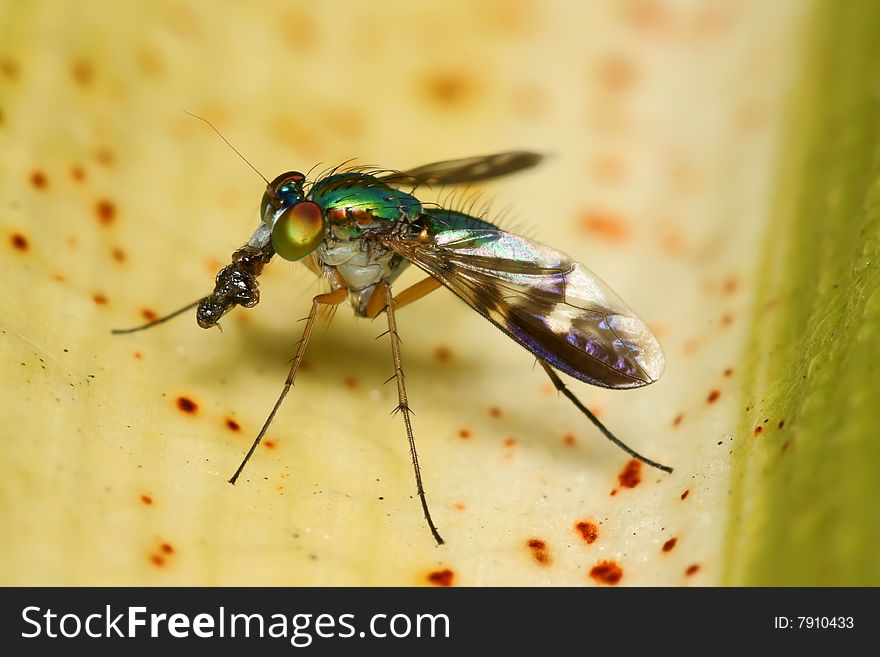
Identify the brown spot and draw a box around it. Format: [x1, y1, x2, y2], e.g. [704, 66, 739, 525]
[672, 413, 684, 427]
[150, 554, 166, 567]
[720, 312, 734, 327]
[133, 351, 143, 361]
[706, 389, 720, 404]
[527, 538, 552, 565]
[488, 405, 502, 418]
[617, 459, 642, 488]
[609, 489, 618, 496]
[778, 420, 785, 429]
[427, 569, 454, 587]
[564, 433, 577, 446]
[503, 438, 517, 447]
[66, 235, 78, 248]
[176, 396, 198, 414]
[589, 560, 623, 585]
[160, 543, 174, 555]
[680, 488, 690, 501]
[92, 293, 108, 305]
[95, 199, 116, 224]
[723, 368, 734, 377]
[781, 440, 791, 453]
[685, 564, 700, 576]
[596, 54, 638, 93]
[140, 494, 153, 505]
[454, 502, 466, 511]
[95, 148, 115, 166]
[722, 276, 739, 295]
[51, 273, 66, 282]
[433, 345, 452, 362]
[111, 247, 126, 263]
[225, 417, 241, 432]
[30, 170, 48, 189]
[263, 439, 277, 449]
[754, 425, 763, 436]
[71, 59, 94, 86]
[662, 537, 677, 552]
[587, 405, 603, 418]
[575, 521, 599, 544]
[578, 211, 630, 242]
[422, 71, 477, 107]
[10, 233, 28, 251]
[141, 308, 158, 322]
[457, 428, 471, 439]
[0, 58, 20, 79]
[71, 165, 86, 182]
[342, 375, 357, 389]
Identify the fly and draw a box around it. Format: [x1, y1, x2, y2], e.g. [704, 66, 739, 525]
[114, 123, 671, 545]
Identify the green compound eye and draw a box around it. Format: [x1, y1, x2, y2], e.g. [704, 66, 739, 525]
[271, 201, 326, 261]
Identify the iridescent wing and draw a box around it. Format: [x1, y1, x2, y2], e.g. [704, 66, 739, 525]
[380, 228, 664, 389]
[379, 151, 542, 188]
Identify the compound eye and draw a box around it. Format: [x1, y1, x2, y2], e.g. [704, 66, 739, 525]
[261, 171, 305, 220]
[271, 201, 325, 261]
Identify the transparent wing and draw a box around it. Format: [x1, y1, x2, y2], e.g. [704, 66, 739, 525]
[381, 229, 664, 389]
[379, 151, 542, 188]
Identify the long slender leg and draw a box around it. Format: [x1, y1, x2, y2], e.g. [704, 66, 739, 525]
[228, 287, 348, 484]
[540, 360, 673, 474]
[381, 281, 444, 545]
[364, 276, 442, 319]
[111, 299, 204, 334]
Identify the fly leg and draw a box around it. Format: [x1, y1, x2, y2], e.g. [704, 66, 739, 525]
[228, 287, 348, 484]
[380, 280, 444, 545]
[540, 361, 673, 474]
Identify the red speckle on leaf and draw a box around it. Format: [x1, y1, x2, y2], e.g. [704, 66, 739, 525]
[140, 494, 153, 505]
[342, 376, 357, 389]
[225, 417, 241, 432]
[433, 345, 452, 362]
[141, 308, 158, 322]
[95, 148, 115, 166]
[722, 276, 739, 295]
[685, 564, 700, 576]
[680, 489, 690, 501]
[427, 569, 454, 586]
[754, 425, 763, 436]
[176, 396, 198, 414]
[10, 233, 28, 251]
[71, 165, 86, 182]
[457, 428, 471, 439]
[578, 211, 630, 242]
[720, 312, 734, 327]
[707, 389, 721, 404]
[672, 413, 684, 427]
[527, 539, 552, 565]
[133, 351, 143, 360]
[488, 405, 502, 418]
[590, 560, 623, 585]
[564, 433, 577, 446]
[30, 170, 48, 189]
[92, 293, 108, 305]
[503, 438, 517, 447]
[263, 439, 277, 449]
[95, 199, 116, 225]
[617, 459, 642, 488]
[723, 368, 734, 377]
[150, 554, 165, 567]
[778, 420, 785, 429]
[160, 543, 174, 555]
[662, 537, 677, 552]
[575, 521, 599, 544]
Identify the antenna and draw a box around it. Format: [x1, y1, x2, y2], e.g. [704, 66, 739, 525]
[184, 111, 270, 185]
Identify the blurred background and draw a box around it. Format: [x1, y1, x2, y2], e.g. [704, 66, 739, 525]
[1, 0, 877, 586]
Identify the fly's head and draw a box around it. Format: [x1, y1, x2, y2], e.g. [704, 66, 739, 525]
[261, 171, 327, 262]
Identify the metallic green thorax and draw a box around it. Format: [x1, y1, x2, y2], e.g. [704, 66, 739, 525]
[308, 173, 423, 240]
